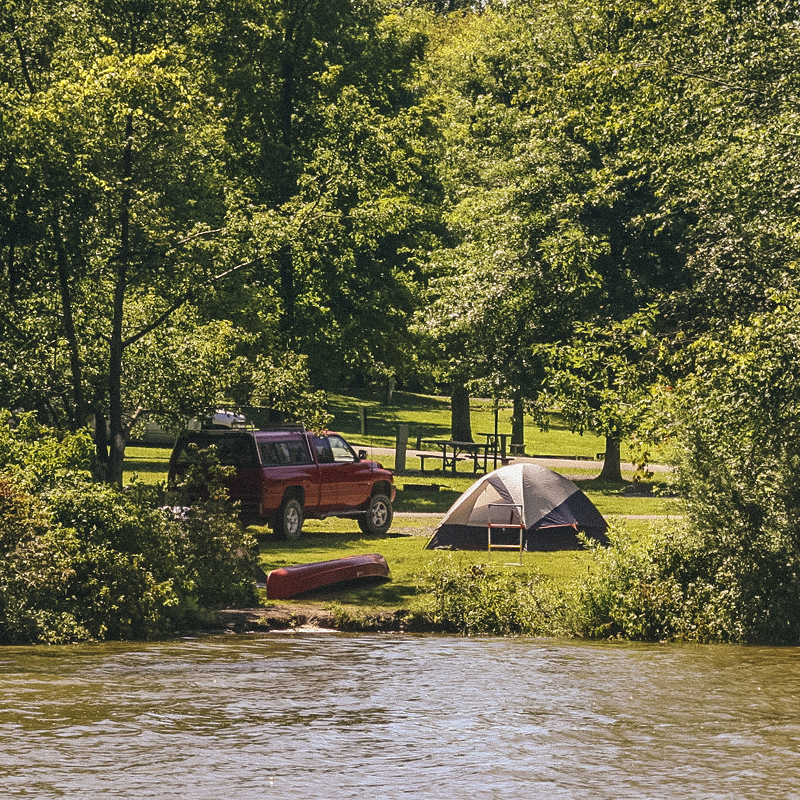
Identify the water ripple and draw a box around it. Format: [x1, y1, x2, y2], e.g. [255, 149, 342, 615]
[0, 636, 799, 798]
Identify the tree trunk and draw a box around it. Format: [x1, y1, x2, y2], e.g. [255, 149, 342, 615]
[106, 112, 135, 487]
[451, 383, 473, 442]
[93, 409, 109, 482]
[276, 15, 298, 343]
[598, 434, 624, 483]
[511, 396, 525, 454]
[54, 217, 87, 432]
[277, 243, 295, 341]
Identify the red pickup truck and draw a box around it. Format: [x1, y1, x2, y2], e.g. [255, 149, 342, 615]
[168, 428, 395, 538]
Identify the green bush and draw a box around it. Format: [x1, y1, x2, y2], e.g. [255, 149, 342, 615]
[0, 414, 257, 644]
[565, 519, 800, 645]
[566, 523, 702, 642]
[165, 444, 258, 609]
[668, 307, 800, 643]
[567, 305, 800, 645]
[415, 554, 571, 636]
[0, 474, 91, 644]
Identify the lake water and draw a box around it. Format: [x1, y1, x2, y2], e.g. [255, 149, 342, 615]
[1, 633, 799, 799]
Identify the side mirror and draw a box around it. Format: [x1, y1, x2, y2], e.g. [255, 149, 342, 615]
[358, 449, 368, 461]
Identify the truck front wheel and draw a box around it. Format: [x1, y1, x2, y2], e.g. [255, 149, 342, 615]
[275, 498, 304, 540]
[358, 494, 393, 536]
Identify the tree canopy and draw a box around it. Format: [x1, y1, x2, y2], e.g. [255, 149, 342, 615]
[2, 0, 800, 479]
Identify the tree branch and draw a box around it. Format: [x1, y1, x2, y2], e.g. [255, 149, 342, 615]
[640, 60, 789, 103]
[121, 257, 261, 348]
[9, 13, 36, 96]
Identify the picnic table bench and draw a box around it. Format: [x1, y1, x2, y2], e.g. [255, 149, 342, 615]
[420, 439, 490, 474]
[419, 452, 468, 472]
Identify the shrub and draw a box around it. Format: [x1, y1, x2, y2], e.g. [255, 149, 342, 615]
[566, 523, 701, 642]
[415, 553, 571, 636]
[0, 410, 95, 488]
[564, 305, 800, 646]
[165, 443, 258, 609]
[0, 473, 91, 644]
[566, 518, 800, 645]
[0, 415, 257, 644]
[667, 306, 800, 643]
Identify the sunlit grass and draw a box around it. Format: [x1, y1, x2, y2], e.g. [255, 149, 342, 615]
[250, 515, 661, 612]
[392, 474, 680, 517]
[328, 391, 611, 459]
[123, 446, 171, 486]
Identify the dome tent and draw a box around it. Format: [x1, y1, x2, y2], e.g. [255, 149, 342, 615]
[425, 463, 608, 551]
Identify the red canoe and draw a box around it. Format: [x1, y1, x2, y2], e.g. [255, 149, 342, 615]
[265, 553, 390, 600]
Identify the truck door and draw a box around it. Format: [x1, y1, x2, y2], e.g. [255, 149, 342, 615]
[312, 434, 371, 511]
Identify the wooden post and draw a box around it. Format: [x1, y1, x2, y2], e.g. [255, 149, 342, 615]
[395, 424, 409, 474]
[359, 406, 367, 436]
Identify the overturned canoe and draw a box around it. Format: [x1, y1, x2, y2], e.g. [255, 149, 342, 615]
[265, 553, 390, 600]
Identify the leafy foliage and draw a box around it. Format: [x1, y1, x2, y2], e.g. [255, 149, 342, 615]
[0, 413, 256, 644]
[537, 311, 664, 479]
[565, 304, 800, 645]
[416, 553, 570, 636]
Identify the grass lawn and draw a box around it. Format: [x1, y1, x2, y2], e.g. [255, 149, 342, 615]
[251, 520, 586, 613]
[124, 443, 681, 519]
[392, 474, 680, 517]
[249, 514, 661, 614]
[124, 446, 172, 485]
[328, 391, 611, 459]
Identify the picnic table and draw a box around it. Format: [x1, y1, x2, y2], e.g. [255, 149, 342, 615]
[419, 439, 490, 474]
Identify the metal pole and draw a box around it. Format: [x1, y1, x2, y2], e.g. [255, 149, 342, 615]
[493, 399, 499, 470]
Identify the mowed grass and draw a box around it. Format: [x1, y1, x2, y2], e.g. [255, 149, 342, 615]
[123, 445, 680, 518]
[249, 514, 661, 612]
[124, 446, 172, 484]
[328, 391, 610, 459]
[392, 476, 680, 517]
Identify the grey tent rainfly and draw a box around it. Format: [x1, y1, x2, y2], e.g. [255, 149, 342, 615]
[426, 463, 608, 552]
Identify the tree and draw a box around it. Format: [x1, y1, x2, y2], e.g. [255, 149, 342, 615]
[1, 2, 235, 480]
[0, 1, 335, 484]
[205, 0, 442, 387]
[538, 313, 662, 482]
[416, 4, 642, 438]
[574, 0, 800, 335]
[666, 300, 800, 642]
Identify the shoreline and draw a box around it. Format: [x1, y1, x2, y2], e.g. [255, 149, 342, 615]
[212, 604, 432, 634]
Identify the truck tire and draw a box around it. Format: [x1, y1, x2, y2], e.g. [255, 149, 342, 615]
[275, 498, 304, 540]
[358, 494, 393, 536]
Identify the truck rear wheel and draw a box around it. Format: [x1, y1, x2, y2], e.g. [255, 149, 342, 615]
[275, 498, 304, 539]
[358, 494, 393, 536]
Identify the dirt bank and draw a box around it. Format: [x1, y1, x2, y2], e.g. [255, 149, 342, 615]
[212, 605, 431, 634]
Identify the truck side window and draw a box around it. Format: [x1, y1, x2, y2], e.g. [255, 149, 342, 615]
[260, 439, 312, 465]
[286, 439, 312, 464]
[217, 437, 258, 467]
[313, 437, 335, 464]
[326, 435, 356, 462]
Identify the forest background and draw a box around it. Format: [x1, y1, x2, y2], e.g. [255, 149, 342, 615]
[3, 0, 800, 645]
